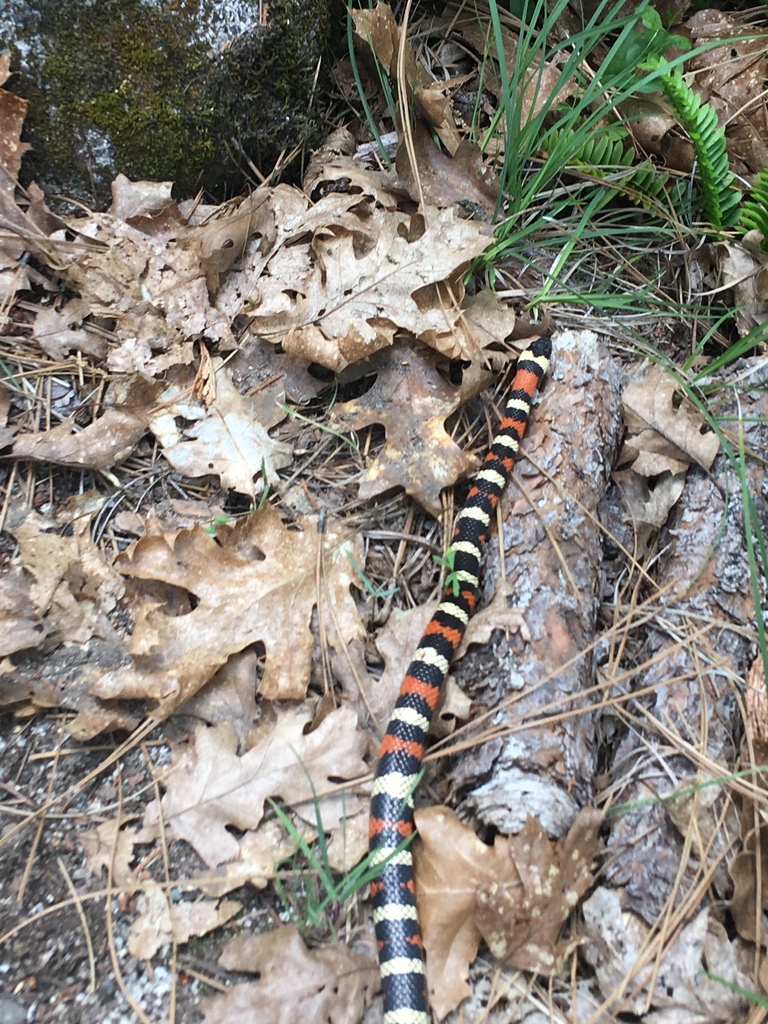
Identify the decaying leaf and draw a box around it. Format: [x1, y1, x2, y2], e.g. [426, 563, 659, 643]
[200, 924, 378, 1024]
[351, 2, 426, 95]
[621, 366, 719, 473]
[394, 122, 499, 216]
[729, 655, 768, 946]
[331, 342, 494, 515]
[438, 10, 576, 131]
[612, 466, 686, 557]
[127, 889, 241, 959]
[718, 240, 768, 337]
[31, 299, 107, 361]
[582, 888, 751, 1022]
[11, 374, 163, 471]
[143, 707, 367, 869]
[414, 806, 602, 1019]
[80, 818, 142, 891]
[198, 817, 306, 898]
[685, 9, 768, 177]
[181, 649, 260, 744]
[1, 509, 125, 656]
[90, 504, 365, 710]
[615, 364, 719, 554]
[0, 567, 49, 656]
[150, 359, 292, 497]
[0, 655, 60, 712]
[108, 173, 176, 222]
[250, 203, 493, 372]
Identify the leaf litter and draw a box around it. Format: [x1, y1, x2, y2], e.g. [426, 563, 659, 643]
[1, 6, 768, 1024]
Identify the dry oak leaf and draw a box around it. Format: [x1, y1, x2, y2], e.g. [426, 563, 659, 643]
[730, 664, 768, 947]
[31, 299, 107, 361]
[0, 567, 49, 656]
[249, 204, 491, 372]
[612, 466, 686, 559]
[91, 504, 364, 710]
[145, 707, 368, 869]
[331, 342, 493, 515]
[351, 2, 427, 94]
[0, 653, 60, 711]
[196, 816, 307, 898]
[127, 889, 241, 959]
[718, 240, 768, 337]
[2, 509, 124, 656]
[150, 359, 292, 498]
[414, 806, 602, 1020]
[12, 374, 163, 471]
[42, 182, 238, 373]
[621, 365, 719, 472]
[395, 121, 499, 217]
[80, 818, 142, 891]
[201, 924, 378, 1024]
[686, 9, 768, 176]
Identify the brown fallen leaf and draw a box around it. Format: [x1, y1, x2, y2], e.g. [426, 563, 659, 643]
[90, 503, 364, 710]
[11, 374, 163, 471]
[2, 508, 125, 655]
[197, 817, 306, 898]
[0, 567, 50, 656]
[0, 656, 61, 713]
[33, 178, 241, 374]
[200, 924, 378, 1024]
[414, 76, 473, 156]
[718, 240, 768, 337]
[143, 707, 367, 870]
[621, 365, 720, 472]
[395, 122, 499, 217]
[228, 332, 325, 407]
[150, 358, 292, 498]
[31, 299, 107, 361]
[685, 9, 768, 177]
[80, 818, 142, 892]
[351, 2, 426, 95]
[331, 341, 493, 515]
[615, 363, 719, 555]
[108, 173, 175, 222]
[442, 11, 576, 130]
[182, 649, 260, 744]
[127, 890, 241, 959]
[250, 203, 492, 372]
[414, 806, 603, 1019]
[612, 466, 686, 558]
[729, 655, 768, 946]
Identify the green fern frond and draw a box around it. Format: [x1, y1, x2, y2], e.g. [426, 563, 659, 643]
[738, 167, 768, 248]
[539, 123, 671, 209]
[644, 61, 741, 229]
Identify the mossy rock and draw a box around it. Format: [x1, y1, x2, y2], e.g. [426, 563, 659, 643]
[3, 0, 332, 208]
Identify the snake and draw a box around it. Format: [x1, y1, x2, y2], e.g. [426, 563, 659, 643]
[368, 335, 553, 1024]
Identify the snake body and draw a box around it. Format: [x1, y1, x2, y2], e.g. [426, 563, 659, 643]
[368, 336, 552, 1024]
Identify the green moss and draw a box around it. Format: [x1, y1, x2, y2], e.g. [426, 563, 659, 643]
[206, 0, 332, 173]
[11, 0, 332, 207]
